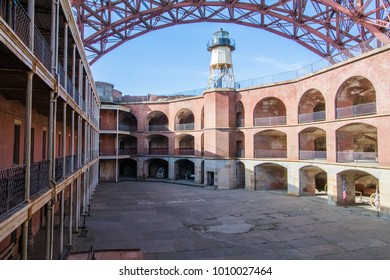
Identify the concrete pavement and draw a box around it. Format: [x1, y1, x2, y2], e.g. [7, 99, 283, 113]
[72, 180, 390, 259]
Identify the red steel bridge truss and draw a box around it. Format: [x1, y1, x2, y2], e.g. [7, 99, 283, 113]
[70, 0, 390, 64]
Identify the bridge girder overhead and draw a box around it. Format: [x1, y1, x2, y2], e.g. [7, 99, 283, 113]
[70, 0, 390, 64]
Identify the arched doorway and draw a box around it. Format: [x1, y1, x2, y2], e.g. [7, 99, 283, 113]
[236, 162, 245, 188]
[254, 130, 287, 158]
[337, 170, 379, 206]
[298, 88, 326, 123]
[254, 163, 287, 191]
[336, 123, 377, 163]
[253, 97, 286, 126]
[146, 159, 169, 179]
[174, 159, 195, 180]
[299, 166, 327, 196]
[335, 76, 376, 119]
[119, 159, 137, 179]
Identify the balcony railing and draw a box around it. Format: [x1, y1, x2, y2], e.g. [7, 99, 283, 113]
[118, 124, 137, 132]
[254, 116, 286, 126]
[336, 102, 376, 119]
[175, 123, 194, 131]
[236, 150, 245, 158]
[55, 158, 64, 182]
[99, 149, 117, 156]
[299, 151, 327, 160]
[148, 148, 169, 155]
[0, 165, 26, 217]
[34, 26, 52, 70]
[0, 150, 98, 219]
[298, 111, 326, 123]
[65, 155, 72, 176]
[73, 154, 79, 171]
[148, 125, 169, 132]
[100, 123, 116, 130]
[337, 151, 378, 163]
[175, 148, 194, 155]
[12, 1, 30, 47]
[118, 148, 137, 155]
[236, 119, 245, 127]
[3, 0, 52, 71]
[30, 160, 49, 197]
[3, 0, 98, 119]
[255, 150, 287, 158]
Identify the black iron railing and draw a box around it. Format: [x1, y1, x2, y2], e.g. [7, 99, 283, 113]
[30, 160, 49, 197]
[0, 165, 26, 216]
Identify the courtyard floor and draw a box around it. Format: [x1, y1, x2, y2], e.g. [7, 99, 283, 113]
[71, 180, 390, 260]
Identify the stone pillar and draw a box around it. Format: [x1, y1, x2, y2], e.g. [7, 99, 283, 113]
[327, 171, 338, 206]
[137, 158, 144, 180]
[168, 159, 175, 180]
[203, 89, 237, 189]
[287, 165, 300, 196]
[340, 174, 356, 206]
[194, 160, 202, 184]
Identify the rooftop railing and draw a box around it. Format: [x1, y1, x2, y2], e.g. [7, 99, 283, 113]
[160, 37, 389, 100]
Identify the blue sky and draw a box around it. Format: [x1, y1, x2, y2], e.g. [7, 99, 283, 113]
[90, 23, 322, 96]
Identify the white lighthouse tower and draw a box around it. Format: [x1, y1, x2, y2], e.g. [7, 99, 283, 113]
[207, 29, 236, 89]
